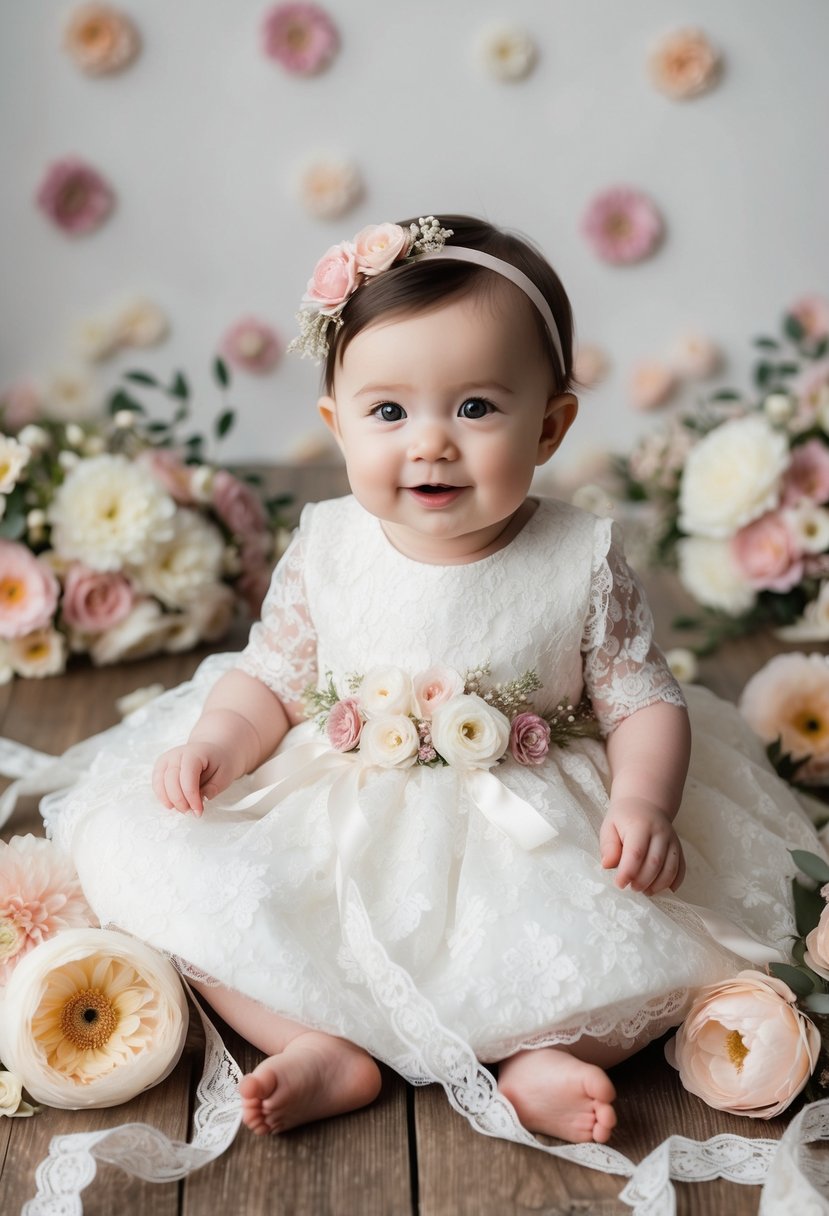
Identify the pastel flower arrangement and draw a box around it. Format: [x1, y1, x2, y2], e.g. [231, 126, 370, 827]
[306, 664, 600, 771]
[620, 299, 829, 652]
[0, 359, 290, 681]
[0, 835, 188, 1115]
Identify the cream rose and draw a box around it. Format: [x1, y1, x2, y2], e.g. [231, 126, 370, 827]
[0, 1070, 35, 1117]
[666, 970, 820, 1118]
[677, 536, 757, 615]
[359, 715, 419, 769]
[359, 666, 413, 718]
[413, 665, 465, 719]
[678, 415, 789, 538]
[431, 694, 511, 770]
[353, 224, 411, 275]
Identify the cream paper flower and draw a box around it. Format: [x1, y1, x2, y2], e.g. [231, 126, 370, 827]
[359, 715, 419, 769]
[49, 454, 175, 572]
[359, 666, 413, 718]
[677, 536, 756, 616]
[785, 502, 829, 554]
[72, 314, 121, 363]
[678, 415, 789, 538]
[670, 332, 722, 380]
[114, 298, 169, 348]
[0, 928, 188, 1108]
[42, 367, 99, 421]
[115, 682, 165, 717]
[431, 694, 511, 770]
[136, 509, 225, 609]
[163, 584, 236, 654]
[298, 157, 363, 221]
[0, 436, 31, 494]
[477, 25, 538, 81]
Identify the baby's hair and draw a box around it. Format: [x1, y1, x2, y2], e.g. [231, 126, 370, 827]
[323, 214, 574, 394]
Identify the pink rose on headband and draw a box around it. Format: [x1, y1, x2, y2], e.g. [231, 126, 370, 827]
[302, 242, 359, 314]
[354, 224, 411, 276]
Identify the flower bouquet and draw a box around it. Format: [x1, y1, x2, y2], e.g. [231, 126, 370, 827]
[0, 359, 291, 679]
[620, 299, 829, 653]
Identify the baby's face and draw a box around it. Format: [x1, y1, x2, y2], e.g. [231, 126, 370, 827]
[319, 285, 576, 563]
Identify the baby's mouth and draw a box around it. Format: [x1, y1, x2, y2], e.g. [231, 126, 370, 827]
[415, 484, 458, 494]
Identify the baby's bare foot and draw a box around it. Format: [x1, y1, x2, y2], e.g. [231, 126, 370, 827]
[498, 1047, 617, 1144]
[238, 1032, 381, 1135]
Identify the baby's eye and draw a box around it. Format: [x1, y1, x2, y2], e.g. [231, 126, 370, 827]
[371, 402, 406, 422]
[458, 398, 494, 419]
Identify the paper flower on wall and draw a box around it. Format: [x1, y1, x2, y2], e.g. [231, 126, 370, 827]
[36, 158, 115, 236]
[581, 186, 663, 265]
[648, 28, 721, 100]
[72, 298, 169, 363]
[628, 359, 678, 410]
[573, 344, 609, 388]
[262, 2, 339, 75]
[789, 295, 829, 344]
[0, 383, 43, 432]
[298, 157, 363, 220]
[670, 332, 723, 380]
[220, 317, 282, 374]
[477, 25, 538, 81]
[63, 3, 141, 76]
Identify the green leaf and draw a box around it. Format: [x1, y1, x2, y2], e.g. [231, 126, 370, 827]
[754, 361, 773, 388]
[793, 877, 826, 937]
[145, 421, 171, 434]
[170, 372, 190, 400]
[784, 313, 806, 342]
[791, 849, 829, 885]
[0, 500, 26, 539]
[214, 409, 236, 439]
[792, 936, 807, 965]
[108, 389, 145, 416]
[803, 992, 829, 1014]
[172, 403, 189, 425]
[124, 370, 160, 387]
[776, 362, 801, 377]
[814, 336, 829, 359]
[768, 962, 815, 995]
[709, 390, 741, 401]
[754, 337, 780, 350]
[213, 357, 230, 389]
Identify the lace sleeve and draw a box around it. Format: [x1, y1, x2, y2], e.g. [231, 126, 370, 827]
[582, 523, 686, 734]
[235, 527, 318, 702]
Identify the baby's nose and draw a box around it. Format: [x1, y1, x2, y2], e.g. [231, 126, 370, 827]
[407, 422, 459, 462]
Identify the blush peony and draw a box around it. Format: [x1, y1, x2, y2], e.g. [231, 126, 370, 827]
[730, 511, 803, 592]
[327, 698, 363, 751]
[301, 242, 360, 312]
[0, 541, 60, 639]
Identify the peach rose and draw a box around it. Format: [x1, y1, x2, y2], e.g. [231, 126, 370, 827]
[211, 470, 267, 537]
[0, 542, 60, 639]
[353, 224, 411, 276]
[628, 359, 677, 411]
[804, 892, 829, 980]
[63, 4, 141, 75]
[412, 666, 465, 719]
[61, 565, 135, 632]
[730, 511, 803, 592]
[781, 439, 829, 506]
[648, 28, 720, 100]
[301, 242, 359, 314]
[666, 970, 820, 1118]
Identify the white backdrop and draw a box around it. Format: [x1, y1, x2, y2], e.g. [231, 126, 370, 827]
[1, 0, 827, 471]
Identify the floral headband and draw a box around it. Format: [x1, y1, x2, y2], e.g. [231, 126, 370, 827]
[287, 215, 564, 372]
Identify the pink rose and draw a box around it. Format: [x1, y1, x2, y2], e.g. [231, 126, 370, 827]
[781, 439, 829, 506]
[302, 242, 360, 314]
[353, 224, 411, 276]
[0, 541, 59, 639]
[35, 157, 115, 236]
[212, 470, 267, 537]
[327, 698, 363, 751]
[789, 295, 829, 342]
[509, 712, 551, 765]
[730, 511, 803, 592]
[61, 564, 135, 632]
[138, 450, 197, 505]
[412, 665, 465, 719]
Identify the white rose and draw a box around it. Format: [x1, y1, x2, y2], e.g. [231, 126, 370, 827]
[43, 366, 98, 421]
[136, 509, 225, 609]
[359, 715, 419, 769]
[412, 665, 465, 719]
[431, 694, 511, 770]
[677, 536, 757, 615]
[359, 666, 413, 717]
[678, 415, 789, 538]
[665, 647, 698, 683]
[114, 298, 169, 348]
[784, 503, 829, 554]
[0, 1070, 34, 1117]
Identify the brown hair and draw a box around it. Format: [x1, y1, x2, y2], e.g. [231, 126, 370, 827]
[323, 214, 574, 393]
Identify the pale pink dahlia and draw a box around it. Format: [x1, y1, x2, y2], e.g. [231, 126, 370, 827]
[0, 835, 96, 984]
[261, 3, 339, 75]
[220, 318, 281, 374]
[36, 157, 115, 236]
[582, 187, 664, 265]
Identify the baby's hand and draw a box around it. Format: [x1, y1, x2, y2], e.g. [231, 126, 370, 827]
[152, 742, 238, 815]
[599, 797, 685, 895]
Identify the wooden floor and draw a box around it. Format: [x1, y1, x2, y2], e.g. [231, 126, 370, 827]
[0, 463, 818, 1215]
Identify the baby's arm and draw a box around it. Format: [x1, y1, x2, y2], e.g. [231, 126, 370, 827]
[153, 670, 301, 815]
[600, 701, 691, 895]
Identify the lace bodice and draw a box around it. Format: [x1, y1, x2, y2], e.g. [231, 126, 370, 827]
[237, 495, 685, 732]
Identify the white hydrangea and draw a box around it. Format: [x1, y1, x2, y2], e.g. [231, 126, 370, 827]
[677, 536, 757, 616]
[678, 415, 789, 538]
[48, 454, 175, 571]
[135, 509, 225, 609]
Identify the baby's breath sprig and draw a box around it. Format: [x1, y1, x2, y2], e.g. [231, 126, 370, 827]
[478, 670, 542, 719]
[547, 698, 603, 747]
[287, 310, 341, 363]
[409, 216, 454, 254]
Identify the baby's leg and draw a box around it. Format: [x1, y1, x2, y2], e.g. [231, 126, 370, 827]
[497, 1037, 642, 1144]
[193, 980, 382, 1135]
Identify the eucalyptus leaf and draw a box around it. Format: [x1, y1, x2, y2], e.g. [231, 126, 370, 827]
[170, 372, 190, 401]
[784, 313, 806, 342]
[0, 503, 26, 539]
[215, 409, 235, 439]
[791, 849, 829, 885]
[793, 877, 826, 937]
[753, 337, 780, 350]
[213, 357, 230, 389]
[768, 962, 815, 995]
[709, 390, 741, 402]
[108, 389, 145, 415]
[124, 371, 160, 387]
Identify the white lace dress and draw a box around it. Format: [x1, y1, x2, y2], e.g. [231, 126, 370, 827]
[44, 495, 823, 1134]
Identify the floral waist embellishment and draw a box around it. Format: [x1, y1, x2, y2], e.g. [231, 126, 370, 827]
[305, 664, 600, 771]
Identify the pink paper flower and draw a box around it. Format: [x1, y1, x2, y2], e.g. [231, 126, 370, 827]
[781, 439, 829, 506]
[0, 835, 96, 983]
[628, 359, 677, 410]
[0, 541, 60, 640]
[212, 470, 268, 537]
[573, 344, 609, 388]
[63, 4, 141, 76]
[327, 698, 363, 751]
[353, 224, 411, 276]
[789, 295, 829, 342]
[302, 242, 360, 313]
[647, 28, 721, 100]
[582, 187, 664, 265]
[61, 564, 135, 632]
[36, 157, 115, 236]
[739, 652, 829, 784]
[298, 159, 363, 221]
[1, 382, 43, 432]
[509, 713, 551, 765]
[220, 318, 282, 374]
[262, 2, 338, 75]
[730, 511, 803, 592]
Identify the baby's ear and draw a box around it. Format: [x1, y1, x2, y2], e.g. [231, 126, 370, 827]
[317, 396, 341, 442]
[537, 392, 578, 465]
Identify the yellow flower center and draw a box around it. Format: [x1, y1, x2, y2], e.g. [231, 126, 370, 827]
[60, 988, 118, 1051]
[461, 721, 480, 740]
[0, 918, 23, 962]
[22, 636, 50, 662]
[725, 1028, 749, 1072]
[0, 577, 26, 606]
[0, 460, 10, 480]
[791, 708, 829, 742]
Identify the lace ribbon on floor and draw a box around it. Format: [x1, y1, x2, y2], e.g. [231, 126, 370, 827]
[3, 738, 829, 1215]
